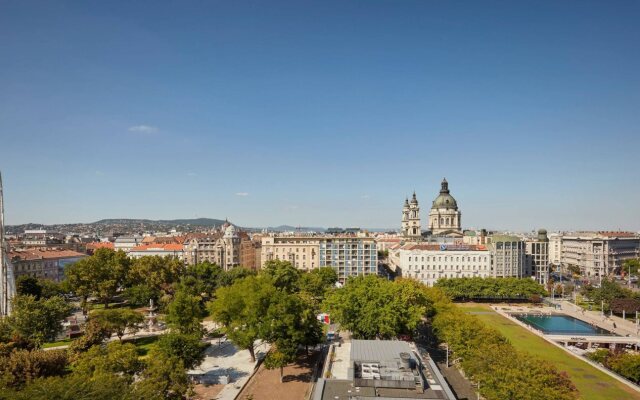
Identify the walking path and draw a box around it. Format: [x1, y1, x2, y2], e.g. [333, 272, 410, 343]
[558, 300, 640, 337]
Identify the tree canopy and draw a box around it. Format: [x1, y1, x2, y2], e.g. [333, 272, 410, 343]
[323, 275, 434, 339]
[435, 277, 547, 301]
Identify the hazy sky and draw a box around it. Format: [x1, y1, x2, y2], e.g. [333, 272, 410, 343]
[1, 1, 639, 231]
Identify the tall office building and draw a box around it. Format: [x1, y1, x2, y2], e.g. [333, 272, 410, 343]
[526, 229, 550, 284]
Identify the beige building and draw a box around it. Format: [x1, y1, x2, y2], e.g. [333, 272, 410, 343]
[261, 236, 320, 271]
[261, 235, 378, 282]
[183, 223, 246, 270]
[560, 232, 640, 278]
[428, 179, 462, 236]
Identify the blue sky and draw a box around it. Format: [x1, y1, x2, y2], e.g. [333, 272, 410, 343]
[1, 1, 639, 231]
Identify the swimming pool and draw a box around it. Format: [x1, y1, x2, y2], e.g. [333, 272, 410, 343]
[513, 314, 615, 336]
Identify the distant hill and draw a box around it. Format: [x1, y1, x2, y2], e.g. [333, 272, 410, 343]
[263, 225, 326, 232]
[94, 218, 228, 227]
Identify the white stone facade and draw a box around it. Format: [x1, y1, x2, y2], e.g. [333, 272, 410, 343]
[396, 244, 491, 287]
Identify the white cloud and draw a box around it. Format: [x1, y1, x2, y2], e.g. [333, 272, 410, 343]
[361, 194, 371, 199]
[187, 172, 197, 177]
[128, 125, 158, 134]
[235, 192, 249, 196]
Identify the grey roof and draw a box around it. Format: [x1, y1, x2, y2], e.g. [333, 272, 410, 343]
[351, 340, 415, 363]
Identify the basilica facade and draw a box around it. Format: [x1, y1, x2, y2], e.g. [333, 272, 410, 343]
[401, 178, 462, 239]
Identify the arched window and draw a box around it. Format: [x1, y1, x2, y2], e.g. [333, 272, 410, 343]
[446, 217, 450, 225]
[440, 217, 444, 225]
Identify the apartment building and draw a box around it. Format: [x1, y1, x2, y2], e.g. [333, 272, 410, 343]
[261, 235, 378, 282]
[560, 232, 640, 277]
[261, 236, 320, 271]
[9, 248, 87, 282]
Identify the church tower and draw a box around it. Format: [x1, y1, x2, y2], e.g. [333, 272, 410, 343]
[402, 192, 421, 239]
[401, 197, 410, 236]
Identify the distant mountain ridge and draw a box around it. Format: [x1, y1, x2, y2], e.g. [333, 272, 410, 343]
[94, 218, 228, 227]
[7, 218, 392, 234]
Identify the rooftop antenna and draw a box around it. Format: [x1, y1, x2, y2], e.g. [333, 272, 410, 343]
[0, 172, 16, 316]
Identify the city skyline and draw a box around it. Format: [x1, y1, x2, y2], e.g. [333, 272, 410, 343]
[1, 1, 639, 230]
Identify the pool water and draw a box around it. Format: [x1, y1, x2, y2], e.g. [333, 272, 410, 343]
[513, 314, 615, 336]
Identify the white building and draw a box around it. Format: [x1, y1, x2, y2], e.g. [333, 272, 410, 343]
[128, 243, 185, 261]
[394, 243, 492, 287]
[114, 236, 145, 253]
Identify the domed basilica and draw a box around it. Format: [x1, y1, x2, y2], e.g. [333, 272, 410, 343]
[401, 178, 462, 239]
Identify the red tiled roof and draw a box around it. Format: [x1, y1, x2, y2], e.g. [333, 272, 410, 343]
[130, 243, 184, 252]
[10, 248, 87, 261]
[86, 242, 115, 250]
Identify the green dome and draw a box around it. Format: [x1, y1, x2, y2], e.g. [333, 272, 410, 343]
[431, 178, 458, 210]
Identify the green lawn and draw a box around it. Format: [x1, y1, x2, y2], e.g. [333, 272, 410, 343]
[125, 335, 160, 357]
[459, 303, 640, 400]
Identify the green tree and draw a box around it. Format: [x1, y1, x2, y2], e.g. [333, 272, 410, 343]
[298, 267, 338, 307]
[165, 290, 205, 336]
[6, 295, 71, 346]
[622, 259, 640, 275]
[69, 318, 112, 353]
[218, 266, 256, 287]
[65, 249, 130, 310]
[324, 275, 433, 339]
[127, 256, 185, 299]
[38, 279, 63, 299]
[0, 349, 67, 389]
[15, 276, 42, 299]
[260, 290, 323, 379]
[131, 353, 191, 400]
[263, 346, 297, 383]
[608, 352, 640, 383]
[208, 276, 275, 361]
[179, 262, 223, 298]
[0, 372, 132, 400]
[91, 309, 144, 341]
[123, 284, 158, 307]
[262, 260, 301, 293]
[153, 333, 206, 369]
[73, 342, 142, 381]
